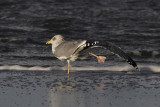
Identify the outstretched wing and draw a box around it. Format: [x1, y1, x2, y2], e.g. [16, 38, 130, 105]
[104, 42, 139, 71]
[76, 40, 139, 71]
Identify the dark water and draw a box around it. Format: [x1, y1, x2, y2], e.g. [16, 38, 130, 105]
[0, 0, 160, 107]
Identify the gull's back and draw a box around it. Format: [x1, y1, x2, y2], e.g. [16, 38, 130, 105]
[54, 40, 86, 60]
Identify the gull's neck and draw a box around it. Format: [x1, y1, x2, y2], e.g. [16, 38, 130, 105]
[52, 40, 64, 53]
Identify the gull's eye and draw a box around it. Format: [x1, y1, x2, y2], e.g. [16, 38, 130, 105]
[52, 37, 56, 41]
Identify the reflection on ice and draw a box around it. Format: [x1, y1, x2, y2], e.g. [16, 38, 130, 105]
[0, 70, 160, 107]
[48, 73, 160, 107]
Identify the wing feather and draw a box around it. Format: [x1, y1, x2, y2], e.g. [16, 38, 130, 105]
[104, 42, 139, 70]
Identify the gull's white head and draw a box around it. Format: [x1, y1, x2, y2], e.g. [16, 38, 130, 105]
[46, 35, 64, 53]
[46, 35, 64, 46]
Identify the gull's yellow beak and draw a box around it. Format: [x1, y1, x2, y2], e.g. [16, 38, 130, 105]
[46, 41, 51, 45]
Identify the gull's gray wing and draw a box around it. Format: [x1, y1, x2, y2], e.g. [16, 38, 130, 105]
[54, 40, 86, 58]
[104, 42, 139, 70]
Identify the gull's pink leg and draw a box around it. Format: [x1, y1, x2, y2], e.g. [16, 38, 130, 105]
[96, 56, 107, 63]
[88, 52, 107, 63]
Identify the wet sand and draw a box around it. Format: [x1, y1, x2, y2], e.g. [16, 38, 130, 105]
[0, 70, 160, 107]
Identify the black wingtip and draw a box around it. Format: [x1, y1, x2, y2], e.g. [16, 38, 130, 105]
[130, 60, 139, 71]
[102, 42, 140, 71]
[130, 60, 140, 71]
[135, 66, 140, 71]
